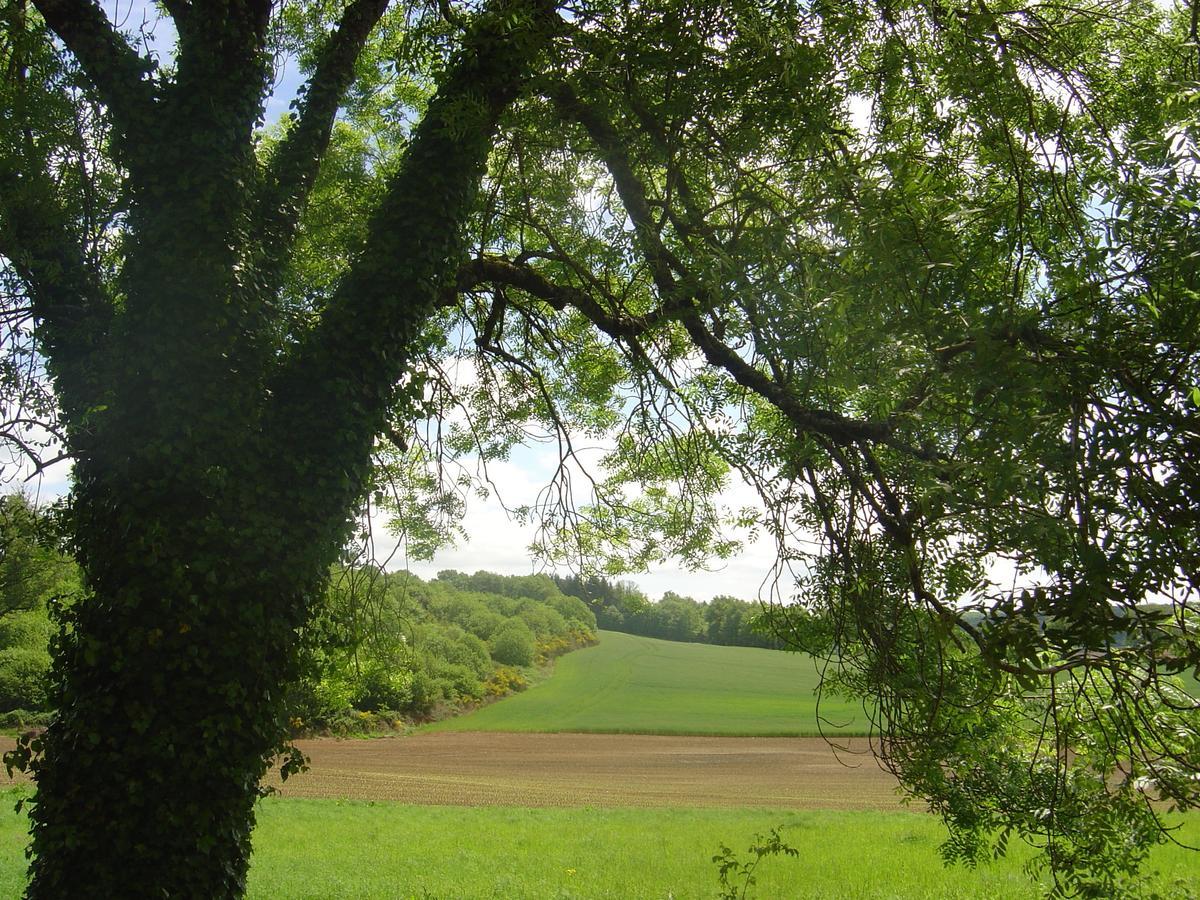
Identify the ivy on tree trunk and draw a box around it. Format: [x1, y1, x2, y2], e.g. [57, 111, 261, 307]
[2, 1, 558, 895]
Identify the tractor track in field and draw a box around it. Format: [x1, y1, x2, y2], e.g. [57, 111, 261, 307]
[2, 732, 905, 810]
[261, 732, 905, 810]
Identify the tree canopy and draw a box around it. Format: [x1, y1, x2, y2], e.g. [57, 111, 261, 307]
[1, 0, 1198, 897]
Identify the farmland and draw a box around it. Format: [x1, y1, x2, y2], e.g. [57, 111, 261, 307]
[1, 631, 1197, 897]
[259, 732, 902, 808]
[429, 630, 865, 736]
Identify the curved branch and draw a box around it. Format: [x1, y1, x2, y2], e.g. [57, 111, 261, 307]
[0, 161, 112, 421]
[547, 80, 685, 298]
[252, 0, 392, 294]
[456, 256, 933, 458]
[30, 0, 157, 146]
[544, 82, 930, 456]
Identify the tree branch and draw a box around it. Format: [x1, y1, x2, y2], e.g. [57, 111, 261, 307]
[545, 85, 925, 455]
[455, 256, 929, 455]
[268, 0, 559, 522]
[452, 256, 677, 338]
[252, 0, 392, 294]
[30, 0, 157, 147]
[547, 80, 686, 298]
[0, 160, 112, 422]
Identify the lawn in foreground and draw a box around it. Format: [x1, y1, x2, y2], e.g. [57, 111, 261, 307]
[430, 630, 865, 736]
[1, 792, 1196, 898]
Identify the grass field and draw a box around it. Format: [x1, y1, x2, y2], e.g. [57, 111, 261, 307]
[429, 630, 865, 736]
[1, 790, 1196, 898]
[2, 633, 1195, 897]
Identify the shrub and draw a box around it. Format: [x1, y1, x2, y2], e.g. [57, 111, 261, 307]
[354, 664, 415, 712]
[489, 620, 535, 667]
[482, 666, 528, 697]
[310, 669, 356, 717]
[406, 668, 438, 716]
[518, 605, 568, 640]
[0, 708, 53, 730]
[0, 646, 51, 711]
[420, 623, 491, 679]
[0, 608, 54, 651]
[463, 608, 506, 641]
[427, 660, 483, 702]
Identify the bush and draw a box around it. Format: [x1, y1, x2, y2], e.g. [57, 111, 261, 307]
[420, 623, 491, 680]
[518, 605, 568, 640]
[426, 660, 483, 702]
[489, 620, 535, 667]
[0, 708, 53, 730]
[0, 608, 54, 651]
[406, 668, 438, 716]
[310, 668, 357, 717]
[0, 646, 51, 711]
[463, 608, 506, 641]
[305, 708, 405, 737]
[354, 664, 415, 712]
[482, 666, 528, 697]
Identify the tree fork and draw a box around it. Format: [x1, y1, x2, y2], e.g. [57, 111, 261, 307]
[16, 2, 560, 896]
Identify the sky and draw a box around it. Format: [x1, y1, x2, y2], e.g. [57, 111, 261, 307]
[397, 442, 790, 603]
[0, 0, 790, 605]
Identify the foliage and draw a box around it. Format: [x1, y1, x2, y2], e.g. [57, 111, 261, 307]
[0, 496, 73, 622]
[0, 496, 73, 713]
[555, 573, 781, 649]
[292, 568, 595, 729]
[454, 1, 1200, 892]
[481, 665, 527, 697]
[712, 826, 800, 900]
[0, 708, 52, 731]
[488, 619, 536, 667]
[0, 646, 51, 712]
[2, 0, 1199, 895]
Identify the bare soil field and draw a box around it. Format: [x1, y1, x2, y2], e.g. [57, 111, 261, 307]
[2, 732, 904, 810]
[263, 732, 905, 810]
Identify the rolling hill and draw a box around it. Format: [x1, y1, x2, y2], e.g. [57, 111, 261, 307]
[427, 630, 869, 736]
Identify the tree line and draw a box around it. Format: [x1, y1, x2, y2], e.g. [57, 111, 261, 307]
[295, 567, 596, 732]
[552, 574, 781, 650]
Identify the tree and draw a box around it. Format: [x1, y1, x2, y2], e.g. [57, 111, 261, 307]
[0, 494, 72, 621]
[488, 618, 536, 666]
[704, 596, 745, 647]
[1, 2, 1197, 898]
[1, 1, 561, 894]
[654, 591, 705, 642]
[432, 1, 1199, 893]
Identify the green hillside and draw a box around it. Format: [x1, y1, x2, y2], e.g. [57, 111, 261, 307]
[427, 630, 867, 736]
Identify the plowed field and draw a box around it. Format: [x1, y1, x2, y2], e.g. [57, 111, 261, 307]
[259, 731, 904, 809]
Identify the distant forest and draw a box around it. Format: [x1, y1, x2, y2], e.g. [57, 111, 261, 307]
[551, 574, 781, 650]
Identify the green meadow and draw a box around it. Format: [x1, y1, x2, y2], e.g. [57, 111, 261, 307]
[428, 630, 865, 736]
[2, 632, 1195, 897]
[1, 791, 1196, 898]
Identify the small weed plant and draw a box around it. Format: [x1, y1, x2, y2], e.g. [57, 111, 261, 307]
[712, 826, 800, 900]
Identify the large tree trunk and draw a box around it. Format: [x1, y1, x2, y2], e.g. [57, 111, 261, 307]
[11, 3, 556, 895]
[25, 546, 307, 897]
[23, 405, 329, 897]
